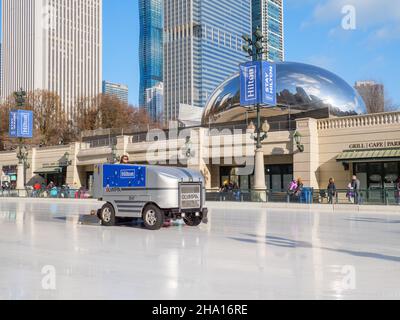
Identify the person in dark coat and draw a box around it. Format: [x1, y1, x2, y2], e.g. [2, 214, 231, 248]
[351, 175, 361, 204]
[395, 177, 400, 205]
[327, 178, 337, 204]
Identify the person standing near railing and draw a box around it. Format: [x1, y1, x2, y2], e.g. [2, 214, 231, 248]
[287, 179, 298, 203]
[327, 178, 337, 204]
[33, 182, 41, 198]
[395, 177, 400, 205]
[351, 175, 361, 205]
[294, 178, 304, 203]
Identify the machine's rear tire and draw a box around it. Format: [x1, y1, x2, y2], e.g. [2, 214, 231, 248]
[183, 214, 202, 227]
[100, 203, 116, 227]
[143, 205, 164, 230]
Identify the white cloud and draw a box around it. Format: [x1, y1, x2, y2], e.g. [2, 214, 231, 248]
[299, 0, 400, 46]
[369, 25, 400, 41]
[310, 0, 400, 28]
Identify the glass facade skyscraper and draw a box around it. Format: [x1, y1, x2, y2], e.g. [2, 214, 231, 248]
[146, 83, 164, 122]
[252, 0, 284, 62]
[102, 81, 129, 104]
[139, 0, 163, 109]
[164, 0, 251, 122]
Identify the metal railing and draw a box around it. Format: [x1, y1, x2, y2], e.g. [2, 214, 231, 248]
[206, 188, 400, 206]
[0, 188, 92, 199]
[2, 187, 399, 206]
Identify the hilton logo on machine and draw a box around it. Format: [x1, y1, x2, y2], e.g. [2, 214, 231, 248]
[120, 169, 136, 179]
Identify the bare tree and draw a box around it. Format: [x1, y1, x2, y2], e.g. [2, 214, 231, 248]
[355, 82, 385, 114]
[385, 98, 400, 112]
[76, 94, 157, 134]
[0, 90, 74, 148]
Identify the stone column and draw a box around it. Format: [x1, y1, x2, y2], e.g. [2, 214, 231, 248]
[253, 148, 267, 201]
[187, 127, 212, 189]
[67, 142, 82, 188]
[293, 118, 320, 189]
[16, 163, 26, 196]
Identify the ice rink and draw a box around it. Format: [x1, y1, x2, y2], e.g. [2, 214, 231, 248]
[1, 199, 400, 300]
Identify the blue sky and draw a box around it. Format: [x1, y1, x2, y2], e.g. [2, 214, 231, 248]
[108, 0, 400, 106]
[1, 0, 399, 106]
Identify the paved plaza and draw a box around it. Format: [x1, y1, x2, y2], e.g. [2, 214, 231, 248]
[0, 199, 400, 300]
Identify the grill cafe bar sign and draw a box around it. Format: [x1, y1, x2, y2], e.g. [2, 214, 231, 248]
[349, 140, 400, 150]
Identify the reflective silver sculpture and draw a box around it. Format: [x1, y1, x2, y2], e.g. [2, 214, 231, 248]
[202, 62, 367, 128]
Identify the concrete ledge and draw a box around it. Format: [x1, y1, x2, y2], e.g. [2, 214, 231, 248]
[207, 201, 400, 214]
[1, 198, 400, 215]
[0, 197, 101, 205]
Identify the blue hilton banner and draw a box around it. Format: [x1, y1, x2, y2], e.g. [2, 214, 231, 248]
[9, 110, 33, 138]
[240, 61, 260, 106]
[9, 111, 18, 138]
[261, 61, 277, 106]
[240, 61, 277, 107]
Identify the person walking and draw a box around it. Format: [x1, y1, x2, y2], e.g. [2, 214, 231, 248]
[351, 175, 361, 204]
[327, 178, 337, 204]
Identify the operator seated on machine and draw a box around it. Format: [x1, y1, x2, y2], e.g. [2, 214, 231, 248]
[120, 155, 129, 164]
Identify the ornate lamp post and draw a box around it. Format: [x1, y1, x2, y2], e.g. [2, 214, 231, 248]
[184, 136, 195, 160]
[242, 27, 270, 201]
[16, 144, 29, 165]
[108, 144, 120, 164]
[13, 89, 30, 193]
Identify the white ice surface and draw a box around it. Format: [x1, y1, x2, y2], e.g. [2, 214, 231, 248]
[1, 199, 400, 300]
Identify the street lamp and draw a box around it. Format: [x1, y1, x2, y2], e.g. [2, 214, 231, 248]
[13, 89, 30, 192]
[14, 88, 27, 108]
[63, 152, 73, 166]
[109, 144, 120, 164]
[293, 131, 305, 153]
[242, 26, 269, 201]
[16, 144, 29, 166]
[183, 136, 195, 160]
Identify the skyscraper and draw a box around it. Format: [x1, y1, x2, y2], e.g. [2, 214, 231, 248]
[355, 81, 385, 114]
[0, 43, 3, 99]
[1, 0, 102, 120]
[139, 0, 163, 110]
[164, 0, 251, 122]
[146, 83, 164, 122]
[252, 0, 284, 61]
[102, 81, 129, 105]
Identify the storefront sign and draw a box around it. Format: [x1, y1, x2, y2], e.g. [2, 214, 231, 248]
[349, 140, 400, 150]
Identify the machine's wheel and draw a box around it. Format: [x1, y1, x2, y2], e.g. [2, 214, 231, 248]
[183, 214, 203, 227]
[100, 203, 116, 227]
[143, 205, 165, 230]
